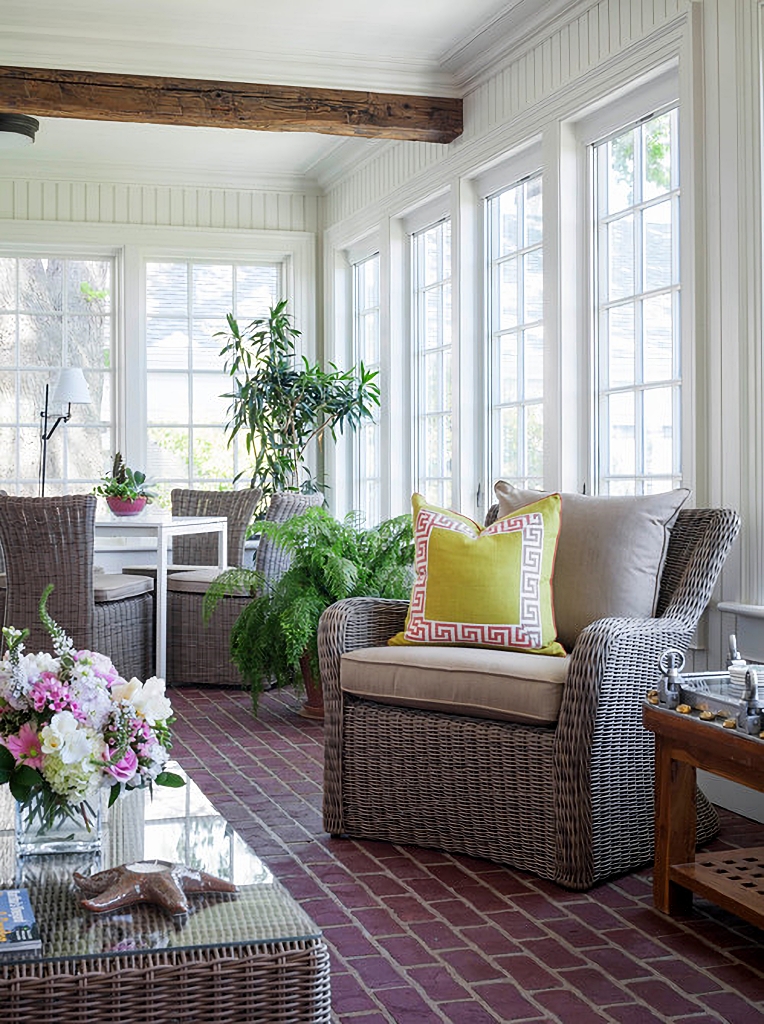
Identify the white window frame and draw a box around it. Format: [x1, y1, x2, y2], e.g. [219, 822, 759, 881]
[572, 67, 685, 497]
[350, 249, 382, 524]
[0, 242, 118, 495]
[409, 208, 453, 509]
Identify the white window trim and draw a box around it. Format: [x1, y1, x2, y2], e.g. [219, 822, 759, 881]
[564, 63, 685, 498]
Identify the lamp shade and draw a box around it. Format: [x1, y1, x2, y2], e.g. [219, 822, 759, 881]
[0, 114, 39, 150]
[51, 367, 92, 406]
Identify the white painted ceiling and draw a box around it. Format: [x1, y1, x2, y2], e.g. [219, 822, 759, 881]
[0, 0, 549, 190]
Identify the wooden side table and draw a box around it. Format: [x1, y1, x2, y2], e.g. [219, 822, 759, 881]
[643, 701, 764, 929]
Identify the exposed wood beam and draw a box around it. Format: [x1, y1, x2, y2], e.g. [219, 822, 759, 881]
[0, 65, 463, 144]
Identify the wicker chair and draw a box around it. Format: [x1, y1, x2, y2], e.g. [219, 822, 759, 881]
[167, 491, 323, 686]
[0, 494, 153, 681]
[122, 487, 261, 579]
[319, 505, 741, 891]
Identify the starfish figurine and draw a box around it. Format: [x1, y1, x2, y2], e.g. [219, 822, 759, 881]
[73, 860, 237, 916]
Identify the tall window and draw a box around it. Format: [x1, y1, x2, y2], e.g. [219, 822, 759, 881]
[412, 219, 452, 507]
[352, 253, 381, 524]
[0, 255, 113, 495]
[486, 175, 544, 489]
[594, 108, 681, 495]
[145, 260, 281, 498]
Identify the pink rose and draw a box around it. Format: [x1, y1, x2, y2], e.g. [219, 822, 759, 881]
[104, 747, 138, 783]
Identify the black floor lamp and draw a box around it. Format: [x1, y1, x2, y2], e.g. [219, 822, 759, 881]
[40, 368, 92, 496]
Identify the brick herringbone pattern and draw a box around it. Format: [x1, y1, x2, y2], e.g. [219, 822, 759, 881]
[169, 686, 764, 1024]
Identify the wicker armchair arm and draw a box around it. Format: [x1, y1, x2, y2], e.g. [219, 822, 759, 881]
[554, 612, 693, 888]
[320, 597, 409, 836]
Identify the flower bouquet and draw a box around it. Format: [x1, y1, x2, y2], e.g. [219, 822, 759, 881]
[0, 585, 184, 839]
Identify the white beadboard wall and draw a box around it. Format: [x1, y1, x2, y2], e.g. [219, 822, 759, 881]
[0, 179, 321, 234]
[323, 0, 684, 228]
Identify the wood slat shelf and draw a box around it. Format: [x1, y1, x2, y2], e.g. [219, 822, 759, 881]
[643, 702, 764, 929]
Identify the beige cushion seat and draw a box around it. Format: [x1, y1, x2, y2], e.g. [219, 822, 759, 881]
[1, 572, 152, 604]
[341, 645, 570, 726]
[92, 572, 154, 603]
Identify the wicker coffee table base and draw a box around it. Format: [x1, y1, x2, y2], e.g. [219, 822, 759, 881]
[1, 939, 331, 1024]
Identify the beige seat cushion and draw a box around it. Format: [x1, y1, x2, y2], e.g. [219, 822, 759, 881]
[167, 567, 246, 595]
[122, 563, 218, 580]
[92, 572, 154, 603]
[494, 482, 690, 651]
[341, 646, 569, 726]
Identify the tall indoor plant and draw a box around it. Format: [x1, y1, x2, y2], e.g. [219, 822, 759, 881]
[204, 508, 414, 716]
[218, 300, 380, 509]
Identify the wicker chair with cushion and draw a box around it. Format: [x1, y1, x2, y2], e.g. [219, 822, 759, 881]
[0, 494, 154, 681]
[319, 500, 741, 891]
[167, 491, 323, 686]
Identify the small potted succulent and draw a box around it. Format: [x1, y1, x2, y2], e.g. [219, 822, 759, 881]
[94, 452, 154, 516]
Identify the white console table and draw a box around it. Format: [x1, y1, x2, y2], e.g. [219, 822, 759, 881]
[94, 514, 228, 679]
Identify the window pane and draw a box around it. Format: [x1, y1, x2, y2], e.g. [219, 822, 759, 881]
[413, 222, 452, 502]
[607, 215, 635, 301]
[487, 174, 544, 489]
[0, 255, 113, 494]
[595, 108, 680, 495]
[607, 392, 636, 476]
[643, 387, 674, 475]
[643, 200, 673, 291]
[146, 259, 282, 491]
[352, 253, 381, 522]
[606, 304, 635, 388]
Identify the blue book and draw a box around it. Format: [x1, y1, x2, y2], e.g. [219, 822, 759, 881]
[0, 888, 42, 953]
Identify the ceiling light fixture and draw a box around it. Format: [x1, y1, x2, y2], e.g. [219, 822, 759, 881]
[0, 113, 40, 150]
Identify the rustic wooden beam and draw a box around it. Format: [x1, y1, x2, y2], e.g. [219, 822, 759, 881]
[0, 65, 463, 144]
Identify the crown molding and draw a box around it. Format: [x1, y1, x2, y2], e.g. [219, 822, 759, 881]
[0, 31, 461, 96]
[441, 0, 581, 90]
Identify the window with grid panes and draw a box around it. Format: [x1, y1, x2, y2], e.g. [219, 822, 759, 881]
[486, 175, 544, 490]
[352, 253, 382, 525]
[594, 108, 681, 495]
[0, 255, 113, 495]
[145, 260, 282, 500]
[412, 219, 452, 508]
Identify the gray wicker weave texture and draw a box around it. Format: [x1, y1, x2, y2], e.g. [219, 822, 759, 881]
[319, 507, 741, 891]
[165, 492, 321, 687]
[0, 494, 153, 681]
[254, 491, 324, 585]
[171, 486, 261, 567]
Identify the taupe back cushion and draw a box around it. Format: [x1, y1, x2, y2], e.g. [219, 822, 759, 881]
[494, 482, 690, 651]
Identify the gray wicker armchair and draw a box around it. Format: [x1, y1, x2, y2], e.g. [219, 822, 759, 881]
[320, 505, 741, 890]
[167, 491, 322, 686]
[0, 494, 153, 681]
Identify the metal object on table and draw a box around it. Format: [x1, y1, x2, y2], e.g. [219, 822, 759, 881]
[651, 636, 764, 738]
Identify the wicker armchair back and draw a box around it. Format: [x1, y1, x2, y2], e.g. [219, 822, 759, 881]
[170, 487, 261, 568]
[0, 494, 153, 679]
[254, 492, 323, 586]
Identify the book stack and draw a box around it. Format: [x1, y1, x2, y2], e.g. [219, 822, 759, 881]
[0, 888, 42, 954]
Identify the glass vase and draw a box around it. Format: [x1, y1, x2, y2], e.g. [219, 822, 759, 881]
[15, 799, 102, 856]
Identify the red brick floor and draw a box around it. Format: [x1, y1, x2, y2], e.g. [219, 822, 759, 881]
[169, 686, 764, 1024]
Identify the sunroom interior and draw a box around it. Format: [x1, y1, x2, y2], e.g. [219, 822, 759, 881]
[1, 0, 764, 1020]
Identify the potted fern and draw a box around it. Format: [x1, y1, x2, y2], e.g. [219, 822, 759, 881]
[204, 508, 414, 717]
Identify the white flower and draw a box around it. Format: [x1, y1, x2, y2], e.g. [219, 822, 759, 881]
[40, 710, 95, 765]
[111, 677, 142, 704]
[114, 676, 172, 725]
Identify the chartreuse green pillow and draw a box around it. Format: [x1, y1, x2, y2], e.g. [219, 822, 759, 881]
[389, 493, 565, 657]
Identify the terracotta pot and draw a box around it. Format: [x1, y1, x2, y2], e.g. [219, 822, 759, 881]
[106, 495, 148, 516]
[298, 652, 324, 720]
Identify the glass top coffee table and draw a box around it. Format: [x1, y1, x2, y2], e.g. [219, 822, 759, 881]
[0, 766, 331, 1023]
